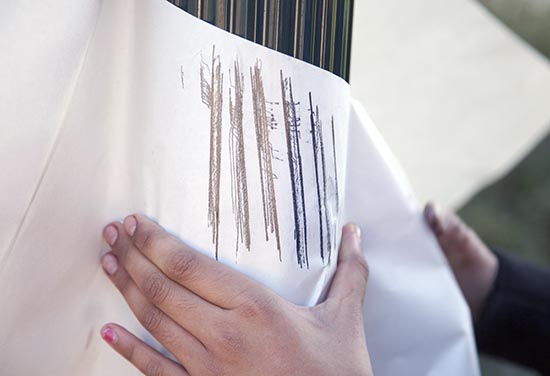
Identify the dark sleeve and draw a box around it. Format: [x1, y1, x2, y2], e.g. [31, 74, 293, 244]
[475, 249, 550, 374]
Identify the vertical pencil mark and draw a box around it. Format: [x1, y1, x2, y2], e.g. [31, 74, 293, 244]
[280, 70, 309, 268]
[200, 46, 224, 259]
[308, 93, 332, 264]
[318, 106, 332, 264]
[331, 116, 340, 213]
[228, 59, 251, 258]
[308, 93, 325, 262]
[250, 60, 282, 260]
[329, 116, 340, 264]
[180, 65, 185, 89]
[309, 92, 325, 262]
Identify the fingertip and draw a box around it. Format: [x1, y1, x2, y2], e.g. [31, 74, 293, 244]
[101, 252, 119, 275]
[339, 223, 363, 262]
[132, 213, 153, 225]
[424, 202, 444, 234]
[103, 224, 119, 246]
[100, 322, 190, 376]
[123, 215, 137, 237]
[129, 213, 163, 235]
[327, 224, 369, 305]
[424, 201, 435, 223]
[101, 324, 118, 345]
[343, 223, 361, 240]
[338, 223, 364, 266]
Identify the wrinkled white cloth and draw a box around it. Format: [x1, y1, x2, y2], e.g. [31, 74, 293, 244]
[0, 1, 478, 375]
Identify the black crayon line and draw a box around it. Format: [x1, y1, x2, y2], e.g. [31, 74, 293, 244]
[317, 104, 331, 264]
[331, 116, 339, 213]
[309, 93, 326, 262]
[280, 70, 308, 268]
[289, 78, 309, 268]
[309, 93, 332, 264]
[330, 116, 340, 262]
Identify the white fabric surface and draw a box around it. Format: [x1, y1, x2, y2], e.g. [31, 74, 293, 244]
[0, 0, 478, 375]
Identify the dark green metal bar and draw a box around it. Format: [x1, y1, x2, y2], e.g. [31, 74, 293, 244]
[167, 0, 354, 81]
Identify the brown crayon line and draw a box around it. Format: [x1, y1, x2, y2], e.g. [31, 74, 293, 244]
[200, 45, 224, 259]
[229, 59, 251, 258]
[250, 60, 282, 260]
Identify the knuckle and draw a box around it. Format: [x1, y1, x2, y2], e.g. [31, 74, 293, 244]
[159, 330, 179, 349]
[127, 341, 137, 363]
[238, 295, 276, 321]
[139, 228, 168, 255]
[173, 295, 199, 314]
[217, 327, 247, 356]
[144, 360, 164, 376]
[167, 251, 199, 281]
[143, 273, 171, 305]
[142, 305, 164, 333]
[203, 361, 223, 376]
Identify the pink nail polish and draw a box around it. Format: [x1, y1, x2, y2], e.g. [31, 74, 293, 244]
[101, 327, 117, 344]
[101, 253, 118, 275]
[104, 225, 118, 246]
[124, 215, 137, 236]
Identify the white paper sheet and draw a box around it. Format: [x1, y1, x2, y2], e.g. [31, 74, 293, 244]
[345, 101, 479, 375]
[0, 1, 478, 375]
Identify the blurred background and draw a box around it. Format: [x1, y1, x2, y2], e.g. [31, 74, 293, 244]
[168, 1, 550, 374]
[350, 2, 550, 373]
[459, 2, 550, 375]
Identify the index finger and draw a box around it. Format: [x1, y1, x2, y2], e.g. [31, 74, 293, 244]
[123, 214, 269, 309]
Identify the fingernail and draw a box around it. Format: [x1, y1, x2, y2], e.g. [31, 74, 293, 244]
[124, 215, 137, 236]
[352, 224, 361, 240]
[427, 203, 444, 227]
[104, 225, 118, 246]
[425, 203, 446, 235]
[425, 204, 437, 227]
[345, 223, 361, 244]
[101, 253, 118, 275]
[101, 326, 117, 344]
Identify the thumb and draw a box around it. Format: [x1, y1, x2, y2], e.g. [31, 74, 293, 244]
[326, 223, 369, 307]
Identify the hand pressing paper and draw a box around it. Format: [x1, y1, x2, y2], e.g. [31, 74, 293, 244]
[99, 217, 374, 376]
[0, 0, 479, 375]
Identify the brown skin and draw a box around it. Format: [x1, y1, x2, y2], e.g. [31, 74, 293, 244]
[100, 215, 373, 376]
[100, 203, 498, 375]
[424, 202, 498, 321]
